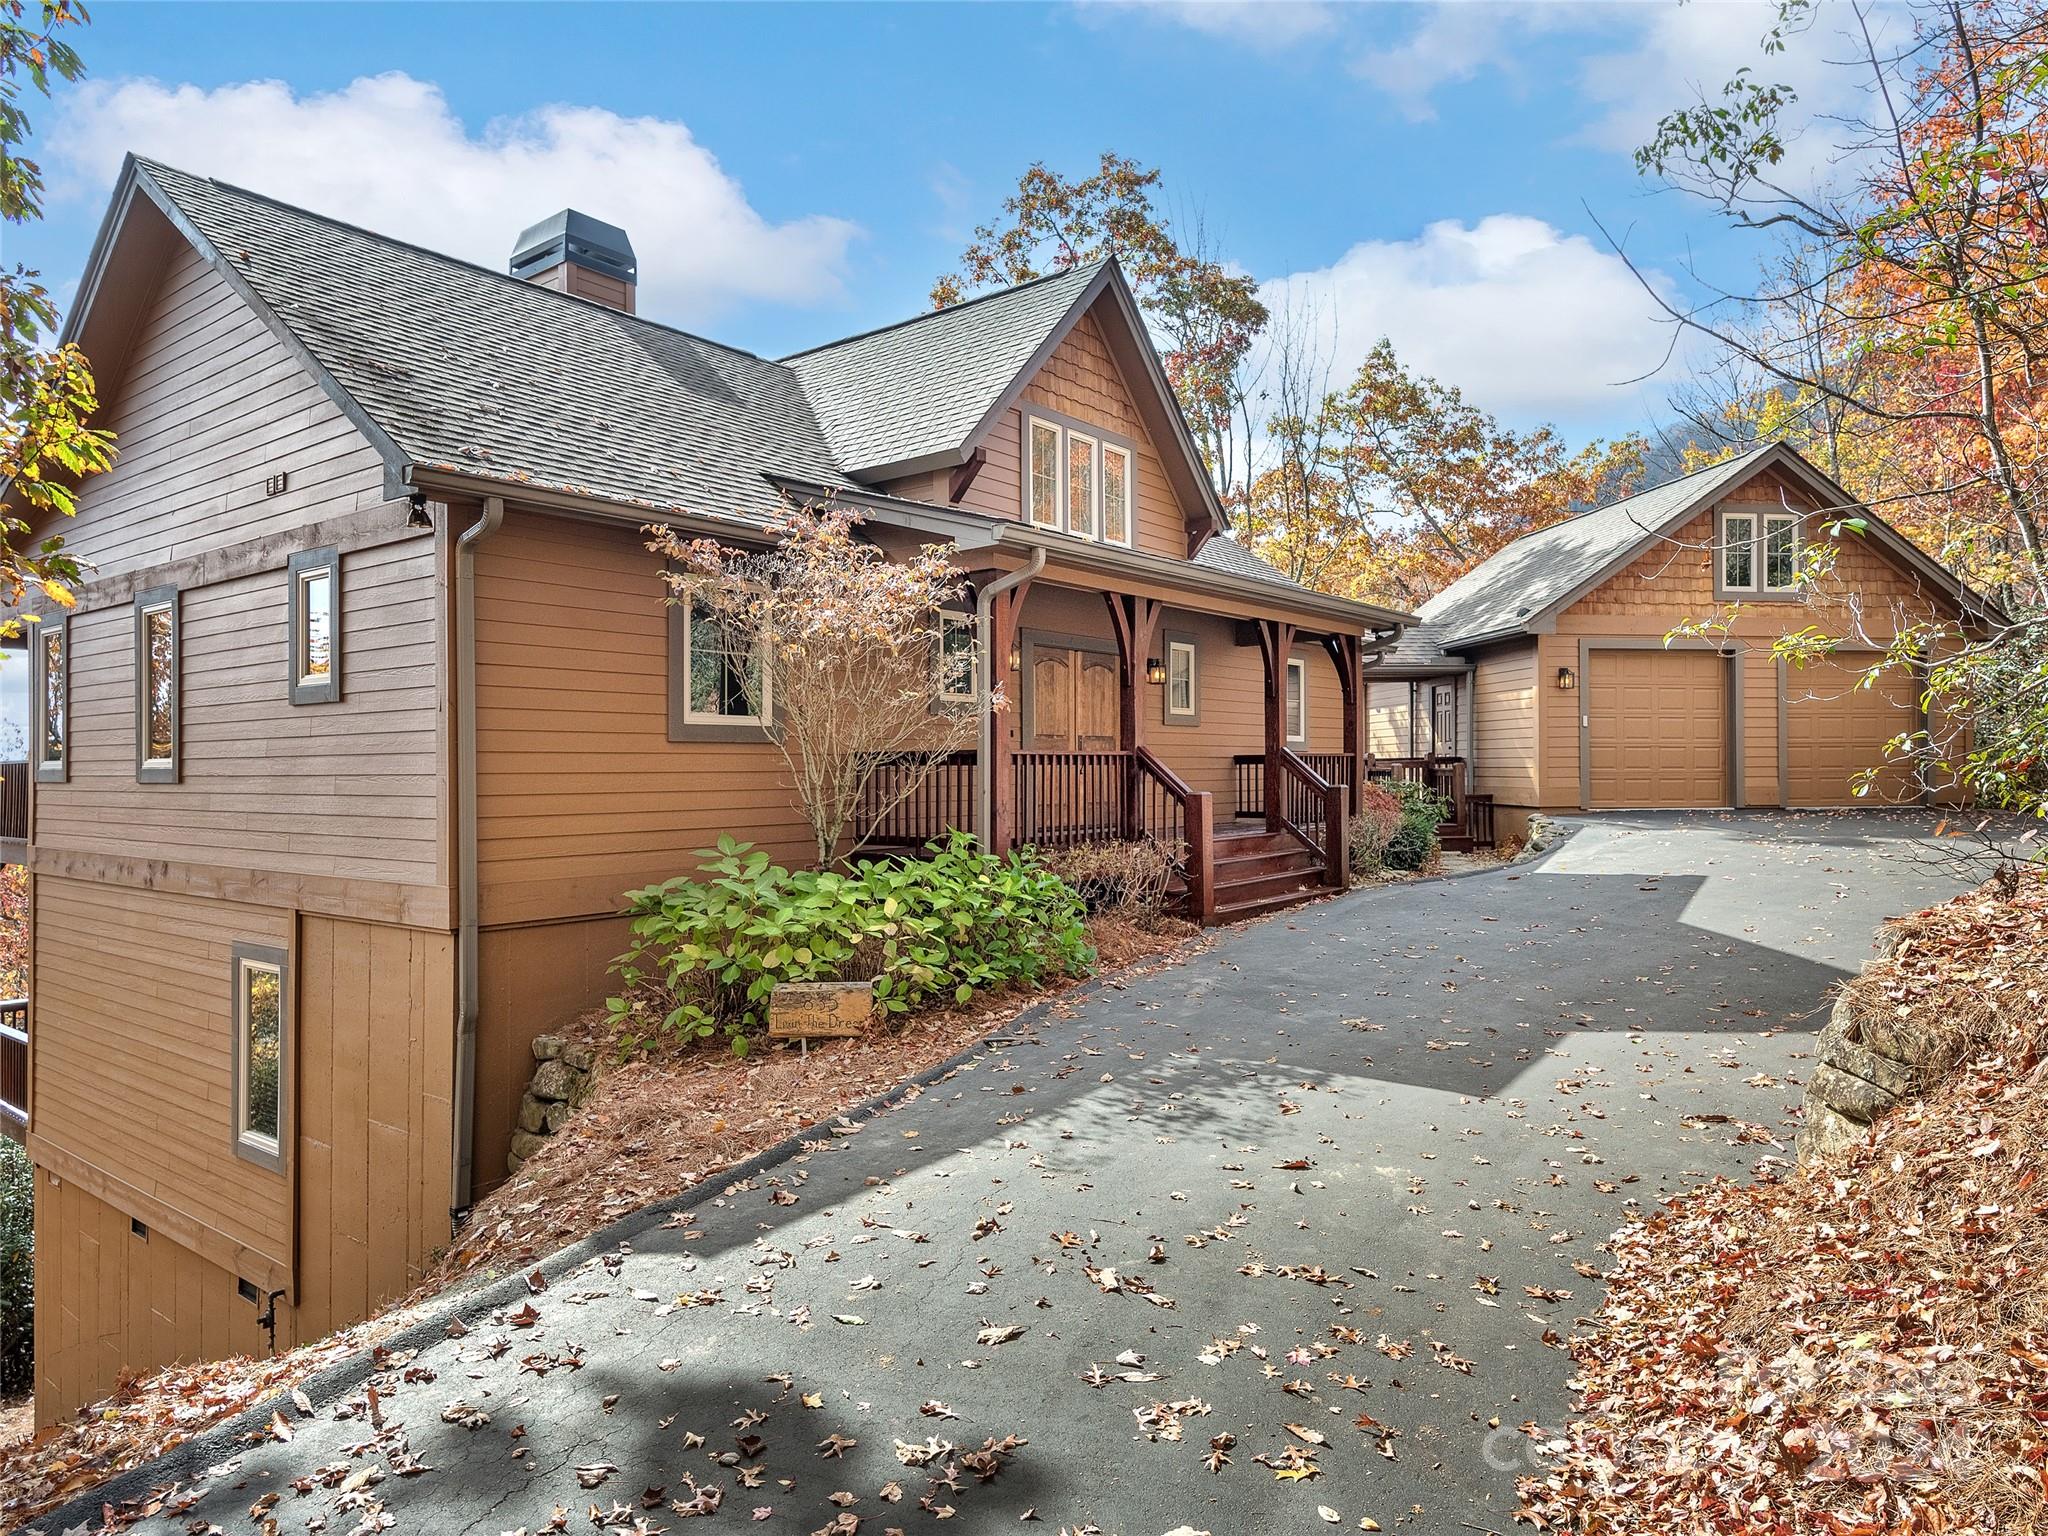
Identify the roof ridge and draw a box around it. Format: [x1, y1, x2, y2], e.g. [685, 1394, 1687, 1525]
[780, 259, 1106, 362]
[132, 155, 780, 369]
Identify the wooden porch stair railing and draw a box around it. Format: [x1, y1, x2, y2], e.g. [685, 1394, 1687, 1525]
[0, 996, 26, 1143]
[1238, 753, 1497, 852]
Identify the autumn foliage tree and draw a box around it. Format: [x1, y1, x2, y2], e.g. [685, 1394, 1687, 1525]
[648, 504, 991, 867]
[1, 0, 112, 629]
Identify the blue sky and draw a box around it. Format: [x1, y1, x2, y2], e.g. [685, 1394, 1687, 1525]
[15, 0, 1873, 442]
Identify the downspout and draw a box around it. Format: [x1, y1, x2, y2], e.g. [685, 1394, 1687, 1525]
[974, 547, 1046, 850]
[452, 494, 505, 1216]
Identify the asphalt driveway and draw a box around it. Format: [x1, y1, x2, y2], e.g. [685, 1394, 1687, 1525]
[44, 811, 1982, 1536]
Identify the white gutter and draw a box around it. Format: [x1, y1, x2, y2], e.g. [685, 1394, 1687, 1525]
[451, 494, 505, 1213]
[973, 547, 1046, 850]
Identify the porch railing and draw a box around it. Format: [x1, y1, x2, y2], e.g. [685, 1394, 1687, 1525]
[0, 997, 25, 1136]
[1361, 755, 1496, 849]
[852, 750, 978, 851]
[1233, 753, 1355, 824]
[1273, 749, 1348, 885]
[0, 760, 25, 844]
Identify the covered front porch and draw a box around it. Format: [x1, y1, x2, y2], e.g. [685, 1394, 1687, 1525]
[853, 542, 1483, 921]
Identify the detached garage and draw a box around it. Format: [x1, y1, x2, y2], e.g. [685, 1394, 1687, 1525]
[1585, 648, 1731, 809]
[1384, 442, 1991, 835]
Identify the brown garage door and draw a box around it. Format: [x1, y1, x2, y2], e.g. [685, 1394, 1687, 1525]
[1586, 649, 1729, 808]
[1784, 656, 1920, 805]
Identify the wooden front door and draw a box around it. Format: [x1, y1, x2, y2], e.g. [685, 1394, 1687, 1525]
[1029, 646, 1117, 752]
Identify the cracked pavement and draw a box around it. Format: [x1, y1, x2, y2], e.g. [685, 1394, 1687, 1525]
[42, 810, 1983, 1536]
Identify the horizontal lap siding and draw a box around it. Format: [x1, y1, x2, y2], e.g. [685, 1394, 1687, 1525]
[53, 242, 392, 576]
[33, 1168, 269, 1427]
[36, 537, 443, 887]
[30, 878, 292, 1281]
[473, 512, 814, 930]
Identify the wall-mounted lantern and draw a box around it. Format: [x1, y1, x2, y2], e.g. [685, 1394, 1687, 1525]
[1556, 666, 1577, 691]
[1146, 656, 1167, 685]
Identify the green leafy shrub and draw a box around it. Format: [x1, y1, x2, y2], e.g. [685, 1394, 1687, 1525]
[1383, 779, 1449, 872]
[1348, 784, 1406, 878]
[1038, 838, 1182, 917]
[608, 833, 1094, 1053]
[0, 1135, 30, 1393]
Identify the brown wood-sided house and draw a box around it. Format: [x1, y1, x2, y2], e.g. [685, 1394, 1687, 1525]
[1366, 443, 1991, 837]
[5, 158, 1420, 1424]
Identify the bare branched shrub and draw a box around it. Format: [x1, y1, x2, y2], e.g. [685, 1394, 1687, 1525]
[649, 503, 1001, 866]
[1038, 838, 1182, 918]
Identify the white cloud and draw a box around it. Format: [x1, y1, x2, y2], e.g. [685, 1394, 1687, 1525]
[1349, 3, 1550, 122]
[50, 72, 861, 326]
[1085, 0, 1337, 50]
[1258, 215, 1685, 433]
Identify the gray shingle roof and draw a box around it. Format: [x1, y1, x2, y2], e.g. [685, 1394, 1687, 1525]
[783, 263, 1104, 475]
[138, 159, 853, 525]
[1418, 447, 1775, 647]
[1374, 619, 1460, 672]
[1189, 534, 1315, 593]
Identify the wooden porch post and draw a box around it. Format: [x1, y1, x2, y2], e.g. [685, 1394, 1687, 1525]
[1256, 619, 1296, 833]
[1323, 633, 1364, 815]
[1104, 593, 1164, 839]
[988, 578, 1033, 855]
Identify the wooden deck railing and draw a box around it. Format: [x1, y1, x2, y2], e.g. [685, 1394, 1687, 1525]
[0, 761, 25, 844]
[852, 750, 977, 851]
[0, 997, 26, 1136]
[1273, 749, 1348, 884]
[1234, 752, 1354, 821]
[1361, 755, 1496, 849]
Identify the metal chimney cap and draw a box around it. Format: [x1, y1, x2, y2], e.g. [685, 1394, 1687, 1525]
[510, 209, 637, 285]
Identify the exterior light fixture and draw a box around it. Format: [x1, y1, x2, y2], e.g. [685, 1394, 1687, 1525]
[1007, 643, 1022, 673]
[406, 494, 435, 531]
[1146, 656, 1167, 685]
[1556, 666, 1577, 691]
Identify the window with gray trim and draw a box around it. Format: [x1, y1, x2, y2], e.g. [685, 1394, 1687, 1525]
[1285, 656, 1308, 742]
[937, 611, 979, 704]
[1020, 411, 1136, 548]
[287, 547, 342, 705]
[135, 585, 179, 783]
[230, 941, 289, 1174]
[33, 615, 67, 783]
[1719, 507, 1802, 595]
[1164, 633, 1197, 723]
[666, 586, 773, 743]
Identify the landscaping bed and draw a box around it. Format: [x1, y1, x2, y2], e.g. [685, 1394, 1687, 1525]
[1517, 869, 2048, 1535]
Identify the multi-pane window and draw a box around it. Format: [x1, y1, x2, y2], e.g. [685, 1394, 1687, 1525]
[287, 547, 342, 705]
[683, 592, 766, 724]
[1285, 657, 1307, 742]
[937, 612, 979, 704]
[135, 586, 179, 783]
[34, 618, 66, 783]
[231, 942, 288, 1173]
[1021, 414, 1135, 548]
[1720, 508, 1801, 594]
[1027, 420, 1061, 530]
[1166, 638, 1196, 720]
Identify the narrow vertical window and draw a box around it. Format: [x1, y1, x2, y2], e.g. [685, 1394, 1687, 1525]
[937, 612, 979, 704]
[1285, 657, 1307, 743]
[1100, 443, 1132, 546]
[1066, 431, 1097, 539]
[684, 592, 767, 724]
[1721, 511, 1755, 592]
[230, 941, 289, 1173]
[135, 586, 179, 784]
[1763, 513, 1800, 590]
[1166, 637, 1196, 720]
[33, 616, 67, 784]
[287, 547, 342, 705]
[1027, 419, 1061, 529]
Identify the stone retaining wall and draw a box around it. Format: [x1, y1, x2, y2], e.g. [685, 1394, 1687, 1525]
[507, 1034, 597, 1175]
[1797, 927, 1931, 1163]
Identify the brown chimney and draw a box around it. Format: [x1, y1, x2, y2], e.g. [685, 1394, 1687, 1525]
[510, 210, 637, 313]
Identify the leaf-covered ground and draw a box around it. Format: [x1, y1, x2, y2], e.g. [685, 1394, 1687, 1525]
[1519, 868, 2048, 1535]
[6, 811, 1985, 1536]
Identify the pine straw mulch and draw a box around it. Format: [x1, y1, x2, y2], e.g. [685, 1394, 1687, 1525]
[1517, 869, 2048, 1535]
[0, 912, 1203, 1532]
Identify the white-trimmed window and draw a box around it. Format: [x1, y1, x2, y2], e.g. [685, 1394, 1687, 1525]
[937, 611, 979, 704]
[287, 547, 342, 705]
[1027, 419, 1061, 530]
[1284, 657, 1308, 743]
[1020, 413, 1135, 548]
[1720, 507, 1801, 594]
[231, 942, 288, 1173]
[135, 585, 179, 784]
[1166, 637, 1196, 719]
[681, 591, 768, 725]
